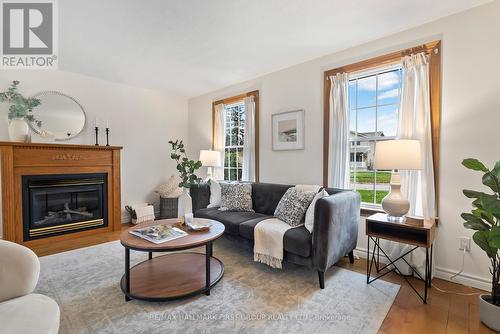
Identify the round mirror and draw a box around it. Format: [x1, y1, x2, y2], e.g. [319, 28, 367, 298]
[29, 91, 86, 141]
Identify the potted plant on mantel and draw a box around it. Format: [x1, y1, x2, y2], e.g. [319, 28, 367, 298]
[0, 81, 42, 142]
[461, 158, 500, 331]
[169, 140, 202, 223]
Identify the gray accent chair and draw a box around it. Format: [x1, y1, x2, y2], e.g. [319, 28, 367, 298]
[190, 182, 361, 288]
[0, 240, 60, 334]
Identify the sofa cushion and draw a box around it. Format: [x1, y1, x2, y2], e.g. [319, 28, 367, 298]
[274, 188, 316, 227]
[252, 183, 292, 215]
[220, 183, 254, 212]
[195, 208, 268, 235]
[283, 226, 312, 258]
[0, 293, 60, 334]
[239, 217, 272, 240]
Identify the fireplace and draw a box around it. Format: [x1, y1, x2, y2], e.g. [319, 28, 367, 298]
[22, 173, 108, 241]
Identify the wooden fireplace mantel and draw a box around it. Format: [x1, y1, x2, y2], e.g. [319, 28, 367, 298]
[0, 141, 123, 248]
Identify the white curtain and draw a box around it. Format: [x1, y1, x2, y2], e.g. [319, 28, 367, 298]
[212, 103, 226, 180]
[387, 52, 436, 275]
[242, 96, 256, 182]
[328, 73, 350, 189]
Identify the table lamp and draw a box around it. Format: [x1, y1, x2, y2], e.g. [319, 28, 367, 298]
[199, 150, 221, 180]
[374, 140, 422, 222]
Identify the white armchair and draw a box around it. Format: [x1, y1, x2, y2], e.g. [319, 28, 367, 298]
[0, 240, 60, 334]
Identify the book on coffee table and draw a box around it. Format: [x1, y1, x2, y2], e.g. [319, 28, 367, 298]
[129, 224, 188, 244]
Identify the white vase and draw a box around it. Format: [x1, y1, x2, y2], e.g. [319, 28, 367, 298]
[177, 188, 193, 223]
[8, 118, 29, 142]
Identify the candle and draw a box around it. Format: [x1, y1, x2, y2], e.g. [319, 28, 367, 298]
[106, 120, 109, 129]
[94, 117, 99, 128]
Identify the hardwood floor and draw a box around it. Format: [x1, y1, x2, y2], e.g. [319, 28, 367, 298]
[32, 227, 495, 333]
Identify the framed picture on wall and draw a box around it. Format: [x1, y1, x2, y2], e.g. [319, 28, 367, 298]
[272, 109, 305, 150]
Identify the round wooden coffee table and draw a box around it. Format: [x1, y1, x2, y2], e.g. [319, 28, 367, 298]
[120, 218, 225, 302]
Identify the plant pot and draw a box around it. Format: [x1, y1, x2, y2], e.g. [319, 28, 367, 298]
[480, 294, 500, 331]
[8, 117, 29, 142]
[177, 188, 192, 223]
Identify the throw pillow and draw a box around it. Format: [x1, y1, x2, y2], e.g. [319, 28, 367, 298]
[304, 189, 329, 233]
[155, 175, 183, 198]
[207, 178, 222, 208]
[219, 183, 254, 212]
[274, 188, 316, 227]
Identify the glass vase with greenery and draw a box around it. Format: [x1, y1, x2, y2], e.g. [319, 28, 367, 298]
[0, 81, 42, 127]
[168, 139, 202, 188]
[461, 158, 500, 306]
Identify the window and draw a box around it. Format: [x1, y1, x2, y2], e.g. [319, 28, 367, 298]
[323, 41, 441, 212]
[212, 90, 260, 182]
[349, 66, 402, 206]
[224, 101, 245, 181]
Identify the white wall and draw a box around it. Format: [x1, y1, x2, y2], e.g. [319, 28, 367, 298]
[0, 70, 188, 236]
[187, 0, 500, 289]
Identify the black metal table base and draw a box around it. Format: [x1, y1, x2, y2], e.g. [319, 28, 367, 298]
[366, 236, 433, 304]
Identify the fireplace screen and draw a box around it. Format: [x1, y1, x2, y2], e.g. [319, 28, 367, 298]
[22, 173, 108, 240]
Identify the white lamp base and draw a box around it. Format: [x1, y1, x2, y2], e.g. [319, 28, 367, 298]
[381, 171, 410, 221]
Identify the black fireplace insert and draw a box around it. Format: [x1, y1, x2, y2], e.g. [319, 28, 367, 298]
[22, 173, 108, 241]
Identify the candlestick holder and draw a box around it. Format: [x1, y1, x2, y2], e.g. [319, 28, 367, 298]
[94, 126, 99, 146]
[105, 128, 110, 146]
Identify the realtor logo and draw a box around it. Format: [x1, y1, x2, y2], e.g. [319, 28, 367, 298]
[1, 0, 58, 69]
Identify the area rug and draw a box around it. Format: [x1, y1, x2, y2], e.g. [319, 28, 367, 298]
[36, 237, 399, 334]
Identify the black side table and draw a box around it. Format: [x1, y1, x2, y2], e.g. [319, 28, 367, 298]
[366, 213, 436, 304]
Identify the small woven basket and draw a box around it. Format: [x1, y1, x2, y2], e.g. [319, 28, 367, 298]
[159, 197, 178, 219]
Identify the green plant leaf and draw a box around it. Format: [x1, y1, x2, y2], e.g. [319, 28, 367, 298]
[483, 172, 500, 193]
[473, 230, 497, 258]
[463, 190, 487, 199]
[462, 213, 490, 230]
[462, 159, 489, 172]
[489, 226, 500, 249]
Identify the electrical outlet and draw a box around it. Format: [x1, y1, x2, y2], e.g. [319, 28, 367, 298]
[459, 236, 471, 252]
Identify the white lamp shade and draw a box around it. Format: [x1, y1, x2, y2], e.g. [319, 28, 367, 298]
[374, 140, 422, 170]
[199, 150, 221, 167]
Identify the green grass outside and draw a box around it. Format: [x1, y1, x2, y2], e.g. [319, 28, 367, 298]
[350, 171, 391, 184]
[356, 190, 389, 204]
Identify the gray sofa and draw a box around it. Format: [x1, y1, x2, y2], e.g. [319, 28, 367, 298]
[190, 182, 361, 288]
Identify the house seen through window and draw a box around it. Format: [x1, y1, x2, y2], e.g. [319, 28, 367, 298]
[224, 101, 245, 181]
[349, 66, 402, 206]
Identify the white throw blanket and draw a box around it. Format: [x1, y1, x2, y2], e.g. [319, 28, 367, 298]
[254, 218, 293, 269]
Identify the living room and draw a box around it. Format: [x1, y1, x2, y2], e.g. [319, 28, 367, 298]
[0, 0, 499, 333]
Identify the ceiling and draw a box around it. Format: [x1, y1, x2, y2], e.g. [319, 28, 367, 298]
[59, 0, 489, 98]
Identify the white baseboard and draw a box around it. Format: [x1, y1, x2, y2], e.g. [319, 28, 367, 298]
[354, 247, 489, 291]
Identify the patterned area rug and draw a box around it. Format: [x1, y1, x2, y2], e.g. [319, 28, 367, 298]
[36, 237, 399, 334]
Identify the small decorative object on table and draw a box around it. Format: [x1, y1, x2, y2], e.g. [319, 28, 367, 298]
[105, 128, 110, 146]
[168, 139, 202, 224]
[460, 158, 500, 332]
[374, 139, 422, 222]
[0, 81, 42, 142]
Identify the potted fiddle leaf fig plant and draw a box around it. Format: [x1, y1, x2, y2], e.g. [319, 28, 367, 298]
[0, 81, 42, 142]
[168, 139, 202, 223]
[461, 158, 500, 332]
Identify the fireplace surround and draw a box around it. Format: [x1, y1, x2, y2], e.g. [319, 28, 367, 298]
[0, 142, 122, 249]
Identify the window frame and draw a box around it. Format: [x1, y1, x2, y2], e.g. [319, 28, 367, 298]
[212, 90, 260, 182]
[323, 41, 441, 215]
